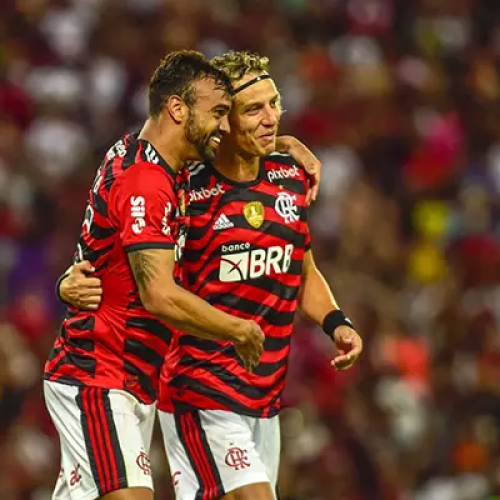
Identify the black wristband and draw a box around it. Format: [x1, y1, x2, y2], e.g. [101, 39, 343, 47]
[56, 273, 70, 305]
[322, 310, 356, 338]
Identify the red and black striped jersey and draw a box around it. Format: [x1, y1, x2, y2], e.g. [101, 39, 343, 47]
[44, 132, 190, 404]
[160, 153, 310, 417]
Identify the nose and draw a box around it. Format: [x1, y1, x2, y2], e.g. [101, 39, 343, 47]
[219, 115, 230, 134]
[262, 105, 278, 127]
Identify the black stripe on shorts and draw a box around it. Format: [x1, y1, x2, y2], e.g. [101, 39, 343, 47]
[76, 387, 128, 495]
[101, 389, 128, 490]
[175, 410, 225, 500]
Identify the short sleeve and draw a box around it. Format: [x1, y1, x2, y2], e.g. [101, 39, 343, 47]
[304, 221, 311, 251]
[302, 200, 311, 251]
[110, 162, 178, 252]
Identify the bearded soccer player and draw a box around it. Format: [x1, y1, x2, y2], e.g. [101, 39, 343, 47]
[43, 51, 266, 500]
[59, 52, 362, 500]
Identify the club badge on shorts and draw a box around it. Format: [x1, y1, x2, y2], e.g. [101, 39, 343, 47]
[243, 201, 264, 229]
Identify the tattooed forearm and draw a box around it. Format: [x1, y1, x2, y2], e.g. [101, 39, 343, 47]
[128, 250, 161, 290]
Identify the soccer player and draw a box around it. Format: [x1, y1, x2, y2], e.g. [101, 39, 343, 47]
[43, 50, 266, 500]
[158, 52, 363, 500]
[60, 51, 362, 500]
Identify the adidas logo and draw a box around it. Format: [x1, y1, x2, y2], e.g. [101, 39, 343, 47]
[213, 214, 234, 230]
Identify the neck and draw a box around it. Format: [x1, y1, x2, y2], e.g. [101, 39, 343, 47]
[139, 117, 188, 172]
[215, 142, 260, 182]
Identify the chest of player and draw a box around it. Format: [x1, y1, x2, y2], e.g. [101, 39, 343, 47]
[183, 171, 307, 284]
[188, 178, 306, 242]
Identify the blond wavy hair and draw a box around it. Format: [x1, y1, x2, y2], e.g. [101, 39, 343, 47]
[211, 51, 270, 84]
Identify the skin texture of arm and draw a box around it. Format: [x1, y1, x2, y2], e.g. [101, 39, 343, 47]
[128, 248, 264, 371]
[275, 135, 321, 204]
[127, 248, 242, 339]
[298, 249, 340, 324]
[298, 249, 363, 369]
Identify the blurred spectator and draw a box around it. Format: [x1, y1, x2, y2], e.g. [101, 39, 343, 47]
[3, 0, 500, 498]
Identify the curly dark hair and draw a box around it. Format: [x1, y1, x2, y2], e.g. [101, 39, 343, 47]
[148, 50, 232, 118]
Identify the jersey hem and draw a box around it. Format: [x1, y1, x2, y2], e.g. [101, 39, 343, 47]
[52, 487, 101, 500]
[43, 376, 154, 405]
[54, 484, 154, 500]
[222, 475, 272, 497]
[124, 242, 175, 252]
[170, 398, 280, 419]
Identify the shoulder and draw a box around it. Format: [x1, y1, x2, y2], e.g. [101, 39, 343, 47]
[112, 161, 176, 203]
[265, 152, 298, 167]
[262, 152, 306, 184]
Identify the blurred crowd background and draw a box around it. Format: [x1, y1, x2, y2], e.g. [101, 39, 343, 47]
[2, 0, 500, 498]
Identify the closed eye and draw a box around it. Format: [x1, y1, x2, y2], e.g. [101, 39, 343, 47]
[212, 105, 231, 118]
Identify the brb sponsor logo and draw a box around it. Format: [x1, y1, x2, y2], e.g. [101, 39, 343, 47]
[267, 165, 300, 182]
[130, 196, 146, 234]
[190, 183, 225, 202]
[219, 243, 294, 282]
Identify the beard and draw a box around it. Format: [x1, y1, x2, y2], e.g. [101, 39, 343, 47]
[185, 109, 217, 162]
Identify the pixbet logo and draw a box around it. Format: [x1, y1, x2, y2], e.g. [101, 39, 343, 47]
[130, 196, 146, 234]
[190, 183, 225, 202]
[219, 244, 294, 282]
[267, 165, 300, 182]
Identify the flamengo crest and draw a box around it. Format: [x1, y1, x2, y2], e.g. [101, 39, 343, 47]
[275, 191, 299, 224]
[225, 447, 250, 470]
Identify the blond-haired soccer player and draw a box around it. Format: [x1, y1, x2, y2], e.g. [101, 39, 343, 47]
[60, 51, 362, 500]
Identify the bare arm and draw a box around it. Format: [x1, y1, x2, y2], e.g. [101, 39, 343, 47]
[275, 135, 321, 204]
[128, 248, 242, 338]
[298, 250, 363, 369]
[128, 248, 264, 370]
[298, 250, 340, 324]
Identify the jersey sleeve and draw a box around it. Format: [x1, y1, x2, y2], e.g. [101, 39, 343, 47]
[304, 222, 311, 251]
[110, 162, 178, 252]
[302, 176, 311, 251]
[303, 211, 311, 251]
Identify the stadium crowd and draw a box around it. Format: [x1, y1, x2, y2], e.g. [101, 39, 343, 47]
[2, 0, 500, 498]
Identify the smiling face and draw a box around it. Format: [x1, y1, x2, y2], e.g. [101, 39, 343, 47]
[184, 77, 232, 161]
[226, 72, 282, 157]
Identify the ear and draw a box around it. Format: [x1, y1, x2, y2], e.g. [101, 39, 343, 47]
[165, 95, 188, 124]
